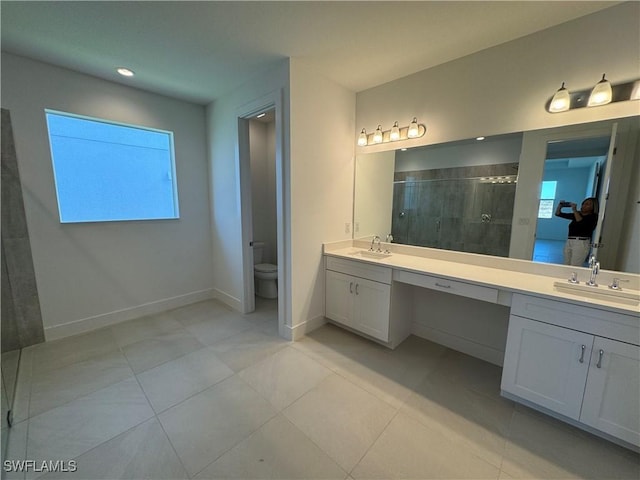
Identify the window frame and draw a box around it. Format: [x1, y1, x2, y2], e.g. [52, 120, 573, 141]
[45, 109, 180, 224]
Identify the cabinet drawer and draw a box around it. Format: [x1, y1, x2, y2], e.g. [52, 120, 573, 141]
[325, 256, 391, 284]
[394, 269, 498, 303]
[511, 294, 639, 345]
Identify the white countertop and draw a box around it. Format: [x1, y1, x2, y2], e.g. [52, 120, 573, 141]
[324, 242, 640, 316]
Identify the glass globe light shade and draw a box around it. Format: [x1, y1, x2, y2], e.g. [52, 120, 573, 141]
[588, 74, 612, 107]
[407, 117, 420, 138]
[549, 82, 570, 112]
[357, 128, 368, 146]
[390, 122, 400, 141]
[373, 125, 383, 143]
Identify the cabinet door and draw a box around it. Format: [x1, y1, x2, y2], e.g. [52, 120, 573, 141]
[501, 315, 593, 420]
[580, 338, 640, 447]
[352, 277, 391, 342]
[325, 270, 355, 328]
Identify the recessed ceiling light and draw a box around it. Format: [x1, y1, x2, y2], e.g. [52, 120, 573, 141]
[476, 136, 485, 141]
[256, 113, 266, 119]
[117, 67, 135, 77]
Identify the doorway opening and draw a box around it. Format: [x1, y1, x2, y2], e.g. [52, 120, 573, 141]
[248, 109, 278, 314]
[533, 135, 612, 266]
[236, 90, 286, 338]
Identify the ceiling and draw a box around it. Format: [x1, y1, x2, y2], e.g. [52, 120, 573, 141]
[1, 1, 620, 105]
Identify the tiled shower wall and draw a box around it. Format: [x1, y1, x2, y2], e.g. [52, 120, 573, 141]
[1, 108, 45, 351]
[392, 163, 518, 257]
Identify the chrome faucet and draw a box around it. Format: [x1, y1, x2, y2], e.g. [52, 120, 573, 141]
[586, 254, 600, 287]
[384, 234, 393, 254]
[369, 235, 381, 252]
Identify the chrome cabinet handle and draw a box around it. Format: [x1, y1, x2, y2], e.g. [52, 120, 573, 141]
[355, 284, 359, 295]
[349, 282, 353, 294]
[579, 344, 586, 363]
[435, 282, 451, 289]
[596, 349, 604, 368]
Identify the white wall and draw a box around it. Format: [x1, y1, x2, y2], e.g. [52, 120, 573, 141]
[289, 58, 356, 336]
[356, 3, 640, 152]
[205, 60, 289, 314]
[1, 53, 214, 339]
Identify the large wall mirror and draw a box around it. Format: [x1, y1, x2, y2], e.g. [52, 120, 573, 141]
[353, 115, 639, 274]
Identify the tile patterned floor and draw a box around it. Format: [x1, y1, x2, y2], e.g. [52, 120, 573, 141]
[3, 297, 639, 479]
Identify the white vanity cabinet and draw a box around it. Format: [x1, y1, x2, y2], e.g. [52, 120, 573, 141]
[325, 257, 391, 342]
[502, 294, 640, 447]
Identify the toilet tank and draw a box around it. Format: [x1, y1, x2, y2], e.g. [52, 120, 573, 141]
[252, 241, 264, 264]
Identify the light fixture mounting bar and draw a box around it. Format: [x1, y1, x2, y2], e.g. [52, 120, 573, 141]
[547, 79, 639, 113]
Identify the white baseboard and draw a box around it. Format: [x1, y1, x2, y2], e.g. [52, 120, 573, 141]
[44, 289, 216, 341]
[287, 314, 327, 341]
[212, 288, 242, 312]
[412, 322, 504, 366]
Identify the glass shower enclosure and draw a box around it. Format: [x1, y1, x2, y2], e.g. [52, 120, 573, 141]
[392, 163, 518, 257]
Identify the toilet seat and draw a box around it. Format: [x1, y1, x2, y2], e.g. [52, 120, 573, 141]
[254, 263, 277, 273]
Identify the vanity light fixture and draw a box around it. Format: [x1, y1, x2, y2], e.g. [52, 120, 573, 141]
[357, 118, 426, 146]
[549, 82, 571, 112]
[358, 128, 368, 146]
[116, 67, 135, 77]
[373, 125, 384, 143]
[588, 74, 612, 107]
[390, 122, 400, 141]
[547, 75, 639, 113]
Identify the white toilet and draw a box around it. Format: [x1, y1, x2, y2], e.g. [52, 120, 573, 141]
[253, 241, 278, 299]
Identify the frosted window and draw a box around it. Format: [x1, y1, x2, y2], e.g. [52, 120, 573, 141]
[540, 180, 557, 199]
[45, 110, 179, 223]
[538, 200, 555, 219]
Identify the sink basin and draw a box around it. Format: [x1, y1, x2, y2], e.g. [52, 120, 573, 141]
[553, 281, 640, 306]
[348, 249, 392, 259]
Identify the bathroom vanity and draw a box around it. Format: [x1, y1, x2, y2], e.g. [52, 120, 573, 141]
[323, 239, 640, 450]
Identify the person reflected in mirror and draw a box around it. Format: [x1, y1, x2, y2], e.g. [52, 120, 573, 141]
[555, 197, 599, 266]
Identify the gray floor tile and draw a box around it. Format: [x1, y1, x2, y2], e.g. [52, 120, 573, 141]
[158, 375, 277, 477]
[29, 350, 133, 417]
[209, 328, 288, 372]
[136, 347, 233, 413]
[239, 346, 332, 411]
[110, 313, 184, 348]
[122, 330, 205, 374]
[183, 312, 254, 345]
[283, 374, 396, 472]
[40, 418, 188, 480]
[26, 378, 154, 474]
[195, 414, 346, 479]
[352, 411, 500, 479]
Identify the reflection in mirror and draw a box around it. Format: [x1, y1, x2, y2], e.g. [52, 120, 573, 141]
[354, 116, 639, 273]
[355, 133, 523, 257]
[533, 135, 612, 267]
